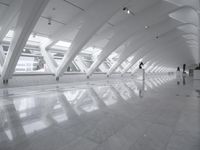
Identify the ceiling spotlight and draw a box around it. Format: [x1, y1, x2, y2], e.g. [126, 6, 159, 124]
[123, 7, 131, 14]
[145, 26, 149, 29]
[123, 7, 128, 11]
[156, 35, 159, 39]
[48, 18, 52, 25]
[33, 32, 37, 38]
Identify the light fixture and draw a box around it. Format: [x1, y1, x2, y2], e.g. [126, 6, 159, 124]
[123, 7, 132, 15]
[48, 18, 52, 25]
[145, 26, 149, 29]
[33, 32, 37, 38]
[155, 34, 159, 39]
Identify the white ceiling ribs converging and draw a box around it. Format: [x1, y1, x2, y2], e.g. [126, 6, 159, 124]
[0, 0, 199, 80]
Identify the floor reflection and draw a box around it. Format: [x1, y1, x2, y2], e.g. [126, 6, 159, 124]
[0, 75, 176, 150]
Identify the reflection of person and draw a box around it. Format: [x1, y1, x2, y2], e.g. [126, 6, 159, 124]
[176, 67, 181, 85]
[183, 76, 186, 85]
[139, 80, 145, 98]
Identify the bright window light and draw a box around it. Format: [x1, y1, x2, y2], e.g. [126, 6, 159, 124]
[55, 41, 71, 47]
[3, 30, 50, 47]
[3, 30, 14, 42]
[51, 41, 71, 50]
[6, 30, 14, 37]
[28, 34, 49, 44]
[82, 47, 102, 55]
[127, 56, 134, 62]
[109, 52, 119, 59]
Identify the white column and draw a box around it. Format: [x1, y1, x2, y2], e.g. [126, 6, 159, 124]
[0, 45, 5, 66]
[40, 41, 58, 74]
[0, 0, 23, 42]
[121, 49, 146, 74]
[1, 0, 49, 80]
[86, 1, 178, 76]
[0, 0, 23, 67]
[107, 18, 181, 76]
[56, 0, 129, 77]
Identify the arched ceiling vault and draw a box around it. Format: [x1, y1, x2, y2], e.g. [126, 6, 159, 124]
[0, 0, 199, 79]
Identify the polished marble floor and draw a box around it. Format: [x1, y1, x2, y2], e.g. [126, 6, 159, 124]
[0, 75, 199, 150]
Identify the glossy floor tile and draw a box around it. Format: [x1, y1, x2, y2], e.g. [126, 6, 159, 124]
[0, 75, 199, 150]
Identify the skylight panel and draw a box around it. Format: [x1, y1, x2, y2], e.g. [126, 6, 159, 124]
[55, 41, 71, 47]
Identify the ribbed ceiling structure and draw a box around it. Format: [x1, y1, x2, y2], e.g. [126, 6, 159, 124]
[0, 0, 199, 80]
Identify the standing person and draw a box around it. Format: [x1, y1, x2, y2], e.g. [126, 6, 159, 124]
[139, 62, 144, 69]
[183, 64, 186, 73]
[176, 67, 181, 85]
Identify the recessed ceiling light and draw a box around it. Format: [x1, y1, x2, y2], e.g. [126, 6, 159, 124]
[48, 18, 52, 25]
[145, 26, 149, 29]
[123, 7, 131, 14]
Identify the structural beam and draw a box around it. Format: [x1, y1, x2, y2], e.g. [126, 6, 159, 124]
[108, 19, 183, 75]
[107, 19, 180, 75]
[0, 45, 5, 66]
[1, 0, 49, 80]
[0, 0, 23, 42]
[125, 29, 189, 74]
[121, 49, 147, 74]
[56, 0, 129, 77]
[40, 41, 58, 74]
[86, 1, 178, 76]
[0, 0, 23, 66]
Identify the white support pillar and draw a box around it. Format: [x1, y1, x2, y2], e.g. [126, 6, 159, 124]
[1, 0, 49, 80]
[56, 0, 129, 77]
[152, 65, 159, 73]
[107, 19, 181, 76]
[40, 41, 58, 74]
[0, 0, 23, 42]
[123, 27, 186, 75]
[0, 45, 5, 66]
[86, 2, 178, 76]
[74, 55, 88, 72]
[0, 0, 23, 67]
[146, 62, 155, 73]
[121, 49, 146, 75]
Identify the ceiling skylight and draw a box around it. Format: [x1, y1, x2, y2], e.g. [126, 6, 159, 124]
[55, 41, 71, 47]
[82, 47, 102, 55]
[51, 41, 72, 50]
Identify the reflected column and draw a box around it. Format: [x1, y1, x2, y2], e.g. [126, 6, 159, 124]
[0, 105, 10, 149]
[122, 83, 136, 98]
[55, 90, 80, 121]
[41, 95, 57, 126]
[87, 87, 107, 109]
[109, 86, 125, 103]
[2, 89, 28, 147]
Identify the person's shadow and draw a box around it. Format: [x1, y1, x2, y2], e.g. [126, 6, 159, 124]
[183, 76, 186, 85]
[196, 89, 200, 98]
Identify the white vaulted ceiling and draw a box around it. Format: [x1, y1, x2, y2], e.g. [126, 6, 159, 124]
[0, 0, 199, 79]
